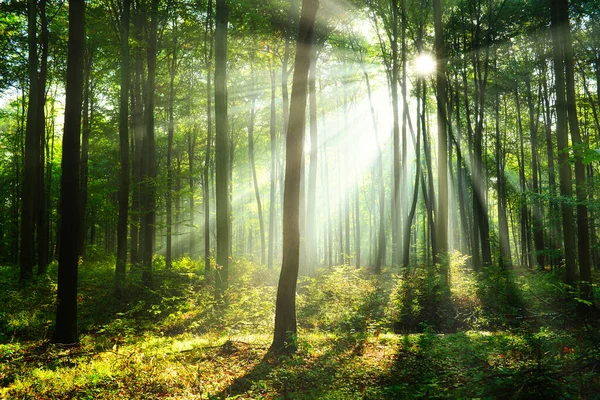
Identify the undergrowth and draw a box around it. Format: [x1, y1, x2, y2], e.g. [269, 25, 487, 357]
[1, 254, 599, 399]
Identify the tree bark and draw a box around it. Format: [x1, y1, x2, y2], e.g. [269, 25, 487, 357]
[433, 0, 448, 271]
[116, 0, 130, 294]
[271, 0, 318, 354]
[55, 0, 84, 344]
[20, 0, 39, 282]
[142, 0, 159, 285]
[550, 0, 577, 286]
[215, 0, 230, 297]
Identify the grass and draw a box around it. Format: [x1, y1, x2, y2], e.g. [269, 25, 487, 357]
[1, 252, 600, 399]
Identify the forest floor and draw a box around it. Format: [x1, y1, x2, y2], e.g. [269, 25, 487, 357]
[1, 251, 600, 399]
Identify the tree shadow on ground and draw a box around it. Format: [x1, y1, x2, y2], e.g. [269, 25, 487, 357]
[216, 335, 368, 399]
[381, 329, 581, 399]
[392, 263, 456, 333]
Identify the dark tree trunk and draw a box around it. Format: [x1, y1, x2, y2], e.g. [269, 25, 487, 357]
[215, 0, 230, 297]
[271, 0, 318, 354]
[36, 0, 49, 275]
[433, 0, 448, 271]
[558, 0, 592, 301]
[495, 91, 512, 268]
[204, 0, 213, 276]
[248, 67, 265, 265]
[20, 0, 39, 282]
[79, 47, 93, 258]
[526, 76, 545, 268]
[306, 41, 318, 274]
[268, 55, 278, 269]
[391, 0, 400, 267]
[166, 20, 178, 270]
[54, 0, 85, 344]
[550, 0, 577, 286]
[116, 0, 130, 294]
[130, 3, 144, 266]
[141, 0, 158, 285]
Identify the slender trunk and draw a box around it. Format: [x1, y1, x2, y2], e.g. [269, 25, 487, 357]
[559, 0, 592, 300]
[116, 0, 130, 293]
[306, 41, 318, 274]
[55, 0, 84, 344]
[20, 0, 39, 282]
[272, 0, 318, 353]
[204, 0, 213, 275]
[142, 0, 159, 285]
[526, 76, 545, 268]
[550, 0, 576, 286]
[268, 56, 278, 269]
[433, 0, 448, 270]
[79, 48, 93, 258]
[215, 0, 230, 297]
[248, 67, 265, 265]
[391, 0, 400, 267]
[166, 22, 178, 270]
[36, 0, 49, 274]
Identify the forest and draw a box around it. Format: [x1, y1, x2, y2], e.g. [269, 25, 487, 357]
[1, 0, 600, 397]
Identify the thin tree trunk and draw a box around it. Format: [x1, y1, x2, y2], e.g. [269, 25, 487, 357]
[166, 20, 178, 270]
[20, 0, 39, 282]
[204, 0, 213, 276]
[559, 0, 592, 301]
[550, 0, 576, 286]
[268, 54, 278, 269]
[116, 0, 130, 293]
[36, 0, 49, 275]
[55, 0, 84, 344]
[248, 67, 265, 265]
[215, 0, 230, 297]
[142, 0, 159, 285]
[433, 0, 448, 271]
[271, 0, 318, 353]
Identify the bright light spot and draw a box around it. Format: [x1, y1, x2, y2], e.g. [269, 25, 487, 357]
[413, 53, 437, 76]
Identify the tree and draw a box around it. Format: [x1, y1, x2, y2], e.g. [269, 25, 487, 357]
[54, 0, 85, 344]
[433, 0, 448, 272]
[116, 0, 130, 293]
[141, 0, 159, 285]
[215, 0, 230, 297]
[271, 0, 319, 354]
[20, 0, 39, 282]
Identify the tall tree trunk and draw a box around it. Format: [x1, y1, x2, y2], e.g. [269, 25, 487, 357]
[79, 47, 93, 258]
[268, 54, 278, 269]
[248, 67, 265, 265]
[20, 0, 39, 282]
[130, 3, 144, 266]
[306, 40, 318, 274]
[433, 0, 448, 271]
[55, 0, 84, 344]
[166, 20, 178, 270]
[271, 0, 318, 354]
[116, 0, 130, 294]
[515, 86, 531, 268]
[541, 64, 560, 268]
[391, 0, 400, 267]
[402, 78, 423, 269]
[495, 91, 512, 268]
[204, 0, 213, 276]
[215, 0, 230, 297]
[550, 0, 576, 286]
[558, 0, 592, 300]
[526, 75, 545, 268]
[142, 0, 158, 285]
[36, 0, 49, 275]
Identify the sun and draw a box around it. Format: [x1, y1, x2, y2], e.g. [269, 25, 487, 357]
[413, 53, 437, 76]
